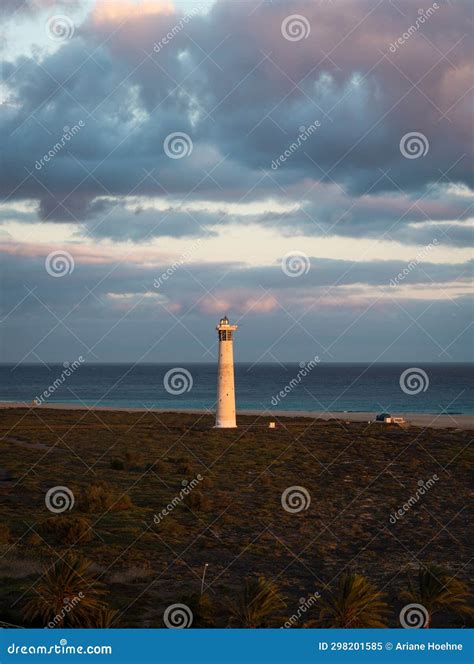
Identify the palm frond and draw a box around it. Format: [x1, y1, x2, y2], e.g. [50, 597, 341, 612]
[307, 573, 389, 628]
[229, 576, 286, 627]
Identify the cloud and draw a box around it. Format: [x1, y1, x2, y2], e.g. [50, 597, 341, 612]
[1, 244, 471, 308]
[91, 0, 173, 25]
[1, 243, 472, 361]
[1, 0, 472, 362]
[0, 0, 472, 241]
[0, 0, 79, 16]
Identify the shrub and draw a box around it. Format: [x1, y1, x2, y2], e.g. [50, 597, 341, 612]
[115, 493, 133, 510]
[179, 593, 215, 627]
[154, 517, 186, 538]
[38, 516, 93, 545]
[175, 457, 194, 475]
[124, 450, 144, 470]
[152, 460, 167, 474]
[80, 482, 133, 513]
[0, 523, 10, 544]
[184, 490, 210, 511]
[27, 533, 42, 547]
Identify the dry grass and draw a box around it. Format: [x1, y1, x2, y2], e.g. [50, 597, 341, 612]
[0, 407, 472, 627]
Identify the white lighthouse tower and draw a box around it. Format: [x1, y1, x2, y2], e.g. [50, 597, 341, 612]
[215, 316, 238, 428]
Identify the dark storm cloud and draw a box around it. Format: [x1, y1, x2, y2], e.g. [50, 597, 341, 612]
[1, 0, 472, 240]
[86, 203, 218, 241]
[251, 183, 474, 245]
[394, 223, 474, 249]
[38, 192, 109, 222]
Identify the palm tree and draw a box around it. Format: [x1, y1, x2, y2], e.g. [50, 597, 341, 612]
[23, 554, 107, 627]
[401, 564, 473, 627]
[306, 573, 389, 628]
[181, 593, 214, 627]
[90, 607, 120, 628]
[229, 576, 286, 627]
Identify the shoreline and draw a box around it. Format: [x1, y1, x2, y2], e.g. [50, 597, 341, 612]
[0, 402, 471, 430]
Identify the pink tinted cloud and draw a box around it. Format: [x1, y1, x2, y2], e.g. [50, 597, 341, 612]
[0, 240, 183, 266]
[0, 241, 114, 264]
[196, 290, 278, 315]
[91, 0, 173, 25]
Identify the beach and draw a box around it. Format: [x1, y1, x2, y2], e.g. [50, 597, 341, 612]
[0, 402, 472, 430]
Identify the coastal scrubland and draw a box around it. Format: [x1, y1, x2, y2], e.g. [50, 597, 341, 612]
[0, 408, 472, 628]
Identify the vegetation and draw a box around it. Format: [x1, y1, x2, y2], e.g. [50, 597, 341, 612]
[0, 523, 10, 545]
[305, 573, 389, 628]
[91, 607, 121, 628]
[401, 564, 474, 627]
[229, 576, 286, 627]
[0, 407, 471, 627]
[184, 490, 211, 511]
[179, 593, 214, 628]
[80, 481, 133, 513]
[22, 554, 109, 627]
[38, 516, 93, 545]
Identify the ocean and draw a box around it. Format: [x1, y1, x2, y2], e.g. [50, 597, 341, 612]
[0, 363, 472, 415]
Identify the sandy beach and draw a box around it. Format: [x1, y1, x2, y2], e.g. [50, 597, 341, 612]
[0, 401, 471, 430]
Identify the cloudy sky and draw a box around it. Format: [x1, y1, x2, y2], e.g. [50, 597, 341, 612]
[0, 0, 472, 364]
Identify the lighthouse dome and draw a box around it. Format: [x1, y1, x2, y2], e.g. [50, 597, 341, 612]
[220, 315, 230, 325]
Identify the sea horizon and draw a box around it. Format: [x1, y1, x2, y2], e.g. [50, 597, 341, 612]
[2, 362, 472, 415]
[2, 361, 472, 366]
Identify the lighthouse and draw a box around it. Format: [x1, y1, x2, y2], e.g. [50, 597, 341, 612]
[215, 316, 238, 428]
